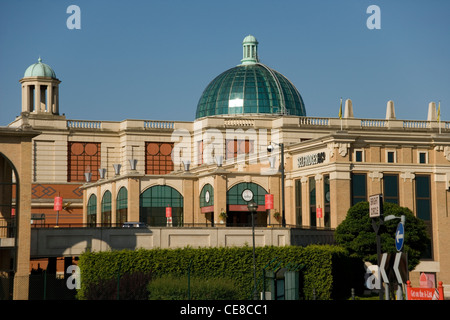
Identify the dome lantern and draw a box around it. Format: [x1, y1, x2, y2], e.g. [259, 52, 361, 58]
[20, 57, 61, 116]
[241, 35, 259, 65]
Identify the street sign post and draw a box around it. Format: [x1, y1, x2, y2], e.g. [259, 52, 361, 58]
[370, 194, 384, 299]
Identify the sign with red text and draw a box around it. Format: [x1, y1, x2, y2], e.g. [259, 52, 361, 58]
[407, 280, 444, 300]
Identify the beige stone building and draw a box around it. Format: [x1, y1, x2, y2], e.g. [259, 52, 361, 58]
[3, 35, 450, 297]
[0, 125, 39, 299]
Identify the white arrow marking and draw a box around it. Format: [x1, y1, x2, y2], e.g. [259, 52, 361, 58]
[394, 252, 403, 284]
[380, 253, 389, 283]
[396, 230, 404, 243]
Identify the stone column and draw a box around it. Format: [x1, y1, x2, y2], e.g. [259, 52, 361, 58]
[329, 171, 351, 228]
[13, 139, 33, 300]
[399, 172, 415, 211]
[368, 171, 383, 196]
[213, 173, 227, 225]
[96, 185, 101, 226]
[47, 84, 53, 113]
[111, 181, 117, 225]
[128, 176, 140, 222]
[35, 83, 41, 113]
[183, 179, 194, 225]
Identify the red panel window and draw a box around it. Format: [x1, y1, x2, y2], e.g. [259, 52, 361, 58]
[68, 142, 101, 182]
[145, 142, 174, 174]
[225, 139, 254, 159]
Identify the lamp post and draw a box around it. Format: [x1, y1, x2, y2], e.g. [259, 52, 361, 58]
[247, 200, 258, 299]
[267, 142, 285, 227]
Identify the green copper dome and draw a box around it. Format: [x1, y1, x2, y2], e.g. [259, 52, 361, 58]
[195, 35, 306, 119]
[24, 58, 57, 78]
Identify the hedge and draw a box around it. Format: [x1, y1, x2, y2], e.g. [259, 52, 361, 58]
[76, 245, 364, 300]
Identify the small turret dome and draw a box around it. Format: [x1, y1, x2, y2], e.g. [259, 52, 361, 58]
[24, 58, 57, 78]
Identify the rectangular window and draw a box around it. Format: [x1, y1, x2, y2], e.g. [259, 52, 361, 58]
[383, 174, 399, 205]
[416, 175, 432, 259]
[145, 142, 174, 175]
[351, 173, 367, 206]
[387, 151, 395, 163]
[419, 152, 427, 164]
[68, 142, 101, 182]
[309, 177, 316, 227]
[225, 139, 254, 159]
[355, 150, 363, 162]
[295, 179, 302, 227]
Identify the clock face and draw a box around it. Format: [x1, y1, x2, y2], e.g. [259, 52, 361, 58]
[242, 189, 253, 202]
[205, 190, 210, 203]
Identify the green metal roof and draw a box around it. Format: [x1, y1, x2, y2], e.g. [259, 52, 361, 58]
[195, 35, 306, 119]
[24, 58, 57, 78]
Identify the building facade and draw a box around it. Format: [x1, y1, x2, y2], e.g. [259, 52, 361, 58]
[6, 35, 450, 296]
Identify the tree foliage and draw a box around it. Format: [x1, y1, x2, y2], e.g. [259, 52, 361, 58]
[335, 201, 430, 270]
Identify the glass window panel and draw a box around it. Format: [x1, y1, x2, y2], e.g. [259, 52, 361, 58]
[383, 174, 399, 204]
[352, 173, 367, 205]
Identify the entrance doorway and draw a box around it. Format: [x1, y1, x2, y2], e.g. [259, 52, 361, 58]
[226, 210, 268, 227]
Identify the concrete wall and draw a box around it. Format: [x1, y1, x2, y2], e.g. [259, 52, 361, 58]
[30, 227, 335, 257]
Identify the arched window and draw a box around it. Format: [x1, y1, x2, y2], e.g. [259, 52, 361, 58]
[227, 182, 267, 207]
[200, 183, 214, 209]
[101, 191, 112, 226]
[140, 185, 183, 226]
[87, 194, 97, 226]
[200, 183, 214, 226]
[116, 187, 128, 225]
[0, 153, 18, 238]
[226, 182, 268, 227]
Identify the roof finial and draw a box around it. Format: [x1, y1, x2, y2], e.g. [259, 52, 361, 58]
[241, 35, 259, 65]
[38, 56, 42, 63]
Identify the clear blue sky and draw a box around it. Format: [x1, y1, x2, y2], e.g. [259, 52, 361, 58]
[1, 0, 449, 126]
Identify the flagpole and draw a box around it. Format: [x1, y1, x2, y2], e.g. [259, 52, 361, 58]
[339, 97, 343, 130]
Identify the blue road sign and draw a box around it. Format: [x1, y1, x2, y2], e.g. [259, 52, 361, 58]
[395, 222, 405, 251]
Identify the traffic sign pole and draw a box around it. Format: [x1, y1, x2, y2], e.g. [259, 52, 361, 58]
[370, 194, 384, 300]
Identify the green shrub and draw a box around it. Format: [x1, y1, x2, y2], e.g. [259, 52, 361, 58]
[78, 270, 152, 300]
[148, 275, 240, 300]
[77, 245, 364, 300]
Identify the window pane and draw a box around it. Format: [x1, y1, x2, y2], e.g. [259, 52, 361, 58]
[419, 152, 426, 164]
[384, 174, 399, 205]
[68, 142, 101, 182]
[387, 152, 394, 163]
[295, 179, 302, 226]
[352, 173, 366, 205]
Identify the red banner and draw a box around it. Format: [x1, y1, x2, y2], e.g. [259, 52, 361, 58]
[54, 196, 63, 211]
[316, 207, 323, 218]
[265, 194, 274, 209]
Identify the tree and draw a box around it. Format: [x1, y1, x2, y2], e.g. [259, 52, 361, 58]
[335, 201, 430, 271]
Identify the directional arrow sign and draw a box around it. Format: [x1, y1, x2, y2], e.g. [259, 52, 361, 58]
[393, 252, 407, 284]
[380, 253, 389, 283]
[395, 222, 405, 251]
